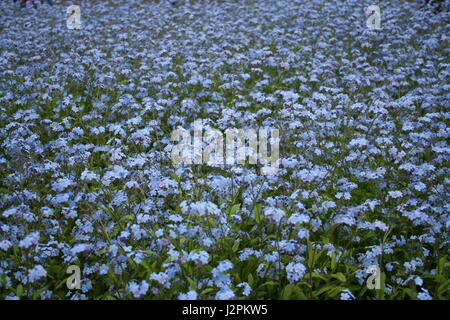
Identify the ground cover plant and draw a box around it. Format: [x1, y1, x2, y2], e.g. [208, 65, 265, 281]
[0, 0, 448, 300]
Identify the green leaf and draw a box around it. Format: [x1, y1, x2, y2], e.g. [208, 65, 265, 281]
[141, 261, 152, 272]
[263, 234, 277, 242]
[438, 256, 448, 276]
[248, 274, 254, 286]
[331, 252, 337, 271]
[232, 241, 240, 252]
[200, 288, 215, 296]
[312, 250, 324, 266]
[170, 173, 180, 182]
[186, 276, 197, 290]
[254, 203, 262, 223]
[402, 288, 416, 299]
[259, 281, 278, 288]
[328, 286, 346, 298]
[282, 284, 294, 300]
[307, 240, 314, 268]
[315, 283, 339, 297]
[438, 280, 450, 296]
[13, 245, 20, 257]
[16, 284, 23, 297]
[123, 215, 134, 222]
[294, 287, 308, 299]
[379, 272, 386, 299]
[229, 204, 240, 216]
[331, 273, 346, 282]
[55, 278, 68, 290]
[311, 273, 327, 281]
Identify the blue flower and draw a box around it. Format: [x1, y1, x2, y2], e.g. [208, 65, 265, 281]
[178, 290, 198, 300]
[286, 262, 306, 283]
[127, 280, 149, 299]
[28, 265, 47, 283]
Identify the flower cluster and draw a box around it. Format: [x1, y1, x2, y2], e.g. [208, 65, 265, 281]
[0, 0, 448, 300]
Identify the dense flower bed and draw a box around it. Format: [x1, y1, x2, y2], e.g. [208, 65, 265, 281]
[0, 0, 448, 300]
